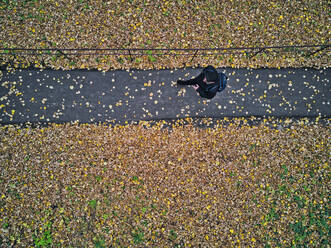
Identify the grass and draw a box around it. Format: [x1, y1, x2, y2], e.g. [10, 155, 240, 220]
[0, 0, 329, 70]
[0, 119, 329, 247]
[0, 1, 329, 247]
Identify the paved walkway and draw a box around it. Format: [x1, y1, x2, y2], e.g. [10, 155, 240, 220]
[0, 67, 330, 125]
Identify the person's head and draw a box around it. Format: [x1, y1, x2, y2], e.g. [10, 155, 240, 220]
[203, 65, 219, 84]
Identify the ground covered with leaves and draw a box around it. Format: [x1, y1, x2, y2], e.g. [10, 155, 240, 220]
[0, 0, 330, 70]
[0, 1, 330, 247]
[0, 119, 329, 247]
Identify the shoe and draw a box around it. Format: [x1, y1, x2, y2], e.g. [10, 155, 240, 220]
[177, 80, 186, 85]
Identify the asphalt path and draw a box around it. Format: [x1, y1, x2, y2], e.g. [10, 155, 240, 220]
[0, 67, 330, 125]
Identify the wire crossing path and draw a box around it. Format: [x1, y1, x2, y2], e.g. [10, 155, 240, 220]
[0, 67, 330, 125]
[1, 44, 330, 63]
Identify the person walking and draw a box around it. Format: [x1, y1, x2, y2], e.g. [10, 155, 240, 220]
[177, 65, 220, 99]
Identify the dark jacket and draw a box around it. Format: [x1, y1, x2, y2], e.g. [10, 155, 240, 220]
[183, 72, 220, 99]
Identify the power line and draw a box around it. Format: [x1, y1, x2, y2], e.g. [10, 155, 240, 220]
[0, 44, 329, 65]
[0, 44, 331, 55]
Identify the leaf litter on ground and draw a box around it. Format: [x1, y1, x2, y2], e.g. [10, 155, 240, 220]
[0, 119, 329, 247]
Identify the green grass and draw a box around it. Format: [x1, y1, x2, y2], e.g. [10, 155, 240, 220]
[0, 0, 329, 70]
[0, 119, 329, 246]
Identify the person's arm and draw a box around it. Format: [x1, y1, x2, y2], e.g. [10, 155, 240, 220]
[181, 72, 204, 85]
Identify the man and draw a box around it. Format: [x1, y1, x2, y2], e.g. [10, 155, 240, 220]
[177, 65, 220, 99]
